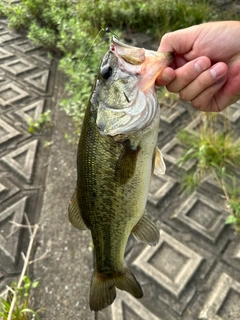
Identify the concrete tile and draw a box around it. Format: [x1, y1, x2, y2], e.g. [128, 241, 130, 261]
[199, 273, 240, 319]
[161, 137, 196, 172]
[1, 58, 36, 75]
[148, 174, 177, 206]
[172, 192, 228, 243]
[112, 291, 161, 320]
[1, 139, 38, 183]
[24, 70, 50, 94]
[0, 118, 21, 145]
[133, 230, 203, 298]
[0, 83, 29, 107]
[0, 197, 27, 272]
[14, 99, 45, 125]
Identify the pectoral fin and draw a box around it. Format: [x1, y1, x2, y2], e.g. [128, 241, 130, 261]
[115, 140, 140, 185]
[132, 211, 159, 246]
[152, 146, 166, 176]
[68, 189, 87, 230]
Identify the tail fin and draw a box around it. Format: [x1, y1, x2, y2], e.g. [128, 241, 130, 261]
[89, 267, 143, 311]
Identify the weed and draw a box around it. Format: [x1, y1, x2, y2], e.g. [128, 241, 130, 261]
[0, 275, 40, 320]
[177, 115, 240, 177]
[226, 197, 240, 232]
[0, 221, 41, 320]
[177, 114, 240, 231]
[27, 110, 52, 133]
[179, 170, 200, 195]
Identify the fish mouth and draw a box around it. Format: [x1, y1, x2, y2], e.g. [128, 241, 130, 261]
[96, 37, 174, 138]
[111, 36, 173, 64]
[110, 37, 173, 92]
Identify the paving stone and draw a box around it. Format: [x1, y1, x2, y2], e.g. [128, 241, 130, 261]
[199, 173, 224, 197]
[133, 230, 203, 299]
[184, 114, 221, 134]
[0, 47, 14, 60]
[184, 115, 202, 133]
[0, 31, 21, 44]
[1, 58, 36, 75]
[0, 72, 11, 86]
[0, 82, 29, 107]
[14, 99, 45, 125]
[0, 118, 21, 145]
[160, 101, 188, 131]
[161, 137, 197, 172]
[157, 127, 174, 150]
[0, 175, 20, 203]
[199, 273, 240, 320]
[0, 21, 57, 303]
[24, 70, 50, 94]
[10, 39, 42, 53]
[0, 197, 27, 272]
[186, 261, 240, 320]
[1, 139, 38, 183]
[172, 192, 228, 243]
[126, 231, 201, 317]
[220, 101, 240, 124]
[111, 291, 161, 320]
[4, 0, 20, 3]
[0, 276, 18, 299]
[32, 52, 53, 65]
[148, 173, 177, 206]
[222, 239, 240, 270]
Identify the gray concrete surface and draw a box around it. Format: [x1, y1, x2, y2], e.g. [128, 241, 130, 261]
[32, 105, 94, 320]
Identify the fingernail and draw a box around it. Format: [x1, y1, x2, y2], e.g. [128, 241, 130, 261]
[210, 64, 226, 78]
[195, 59, 207, 73]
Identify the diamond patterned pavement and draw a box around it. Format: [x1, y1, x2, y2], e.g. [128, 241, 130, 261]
[1, 20, 240, 320]
[0, 18, 59, 296]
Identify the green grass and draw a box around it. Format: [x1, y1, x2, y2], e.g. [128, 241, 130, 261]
[226, 197, 240, 233]
[0, 275, 40, 320]
[178, 127, 240, 177]
[177, 114, 240, 231]
[27, 110, 52, 133]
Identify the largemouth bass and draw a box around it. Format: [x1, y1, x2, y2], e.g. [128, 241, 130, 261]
[68, 37, 173, 311]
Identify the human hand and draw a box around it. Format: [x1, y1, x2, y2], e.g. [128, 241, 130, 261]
[156, 21, 240, 112]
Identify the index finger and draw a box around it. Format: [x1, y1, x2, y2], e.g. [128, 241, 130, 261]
[158, 26, 201, 56]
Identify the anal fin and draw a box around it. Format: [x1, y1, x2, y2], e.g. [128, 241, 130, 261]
[132, 211, 159, 246]
[68, 189, 87, 230]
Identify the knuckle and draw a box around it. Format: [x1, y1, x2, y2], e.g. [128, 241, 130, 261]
[197, 76, 207, 88]
[182, 69, 193, 83]
[179, 90, 188, 101]
[161, 32, 172, 43]
[166, 84, 175, 93]
[191, 100, 202, 110]
[191, 98, 207, 111]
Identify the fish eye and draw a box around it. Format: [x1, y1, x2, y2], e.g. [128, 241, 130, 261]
[100, 66, 112, 80]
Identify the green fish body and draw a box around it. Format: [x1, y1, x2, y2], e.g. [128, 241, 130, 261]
[69, 37, 173, 311]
